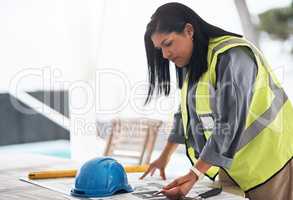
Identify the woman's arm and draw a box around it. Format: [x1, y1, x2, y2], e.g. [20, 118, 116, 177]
[194, 159, 212, 174]
[167, 106, 185, 144]
[160, 159, 212, 199]
[160, 141, 179, 160]
[140, 106, 183, 179]
[199, 46, 258, 169]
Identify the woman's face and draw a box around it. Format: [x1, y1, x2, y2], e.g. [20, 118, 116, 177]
[151, 23, 194, 67]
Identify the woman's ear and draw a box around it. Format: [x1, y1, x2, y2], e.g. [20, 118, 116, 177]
[184, 23, 194, 39]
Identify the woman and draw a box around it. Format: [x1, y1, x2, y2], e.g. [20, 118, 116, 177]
[140, 2, 293, 200]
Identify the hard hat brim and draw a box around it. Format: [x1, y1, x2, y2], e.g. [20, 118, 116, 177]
[70, 184, 133, 198]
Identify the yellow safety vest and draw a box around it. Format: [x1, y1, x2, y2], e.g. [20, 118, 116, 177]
[181, 35, 293, 191]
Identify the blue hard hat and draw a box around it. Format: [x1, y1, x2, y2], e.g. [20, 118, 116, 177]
[71, 157, 133, 198]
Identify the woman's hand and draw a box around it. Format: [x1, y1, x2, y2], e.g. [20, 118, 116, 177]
[160, 170, 198, 200]
[140, 142, 178, 180]
[140, 156, 169, 180]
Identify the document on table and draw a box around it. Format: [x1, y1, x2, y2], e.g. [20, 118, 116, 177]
[20, 173, 247, 200]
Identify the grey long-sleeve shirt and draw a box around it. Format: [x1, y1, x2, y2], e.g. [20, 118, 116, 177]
[168, 46, 257, 169]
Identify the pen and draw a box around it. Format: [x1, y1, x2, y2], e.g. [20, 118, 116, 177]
[152, 190, 164, 196]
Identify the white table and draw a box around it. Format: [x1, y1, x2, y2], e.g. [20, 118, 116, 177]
[0, 152, 246, 199]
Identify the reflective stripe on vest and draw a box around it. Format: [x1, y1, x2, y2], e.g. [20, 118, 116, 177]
[181, 35, 293, 191]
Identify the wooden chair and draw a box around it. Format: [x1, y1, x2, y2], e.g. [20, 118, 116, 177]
[103, 118, 162, 165]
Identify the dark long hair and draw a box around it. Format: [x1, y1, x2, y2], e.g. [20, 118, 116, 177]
[144, 2, 241, 104]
